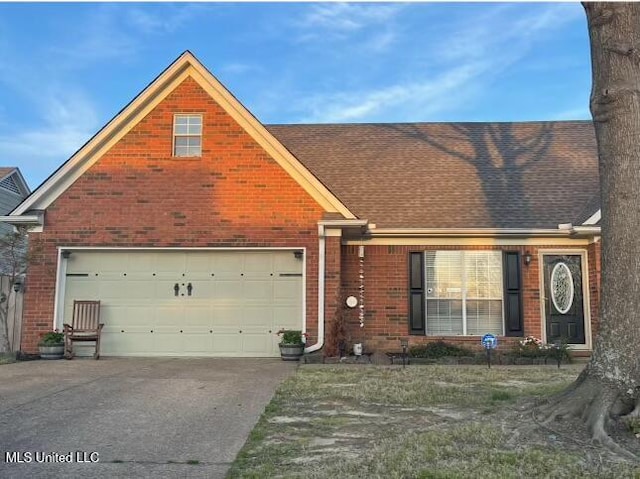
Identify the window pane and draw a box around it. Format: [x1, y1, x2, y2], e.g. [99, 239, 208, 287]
[187, 145, 202, 156]
[174, 145, 189, 157]
[175, 116, 188, 125]
[175, 124, 189, 135]
[175, 137, 189, 147]
[426, 299, 463, 335]
[466, 300, 503, 335]
[187, 137, 201, 148]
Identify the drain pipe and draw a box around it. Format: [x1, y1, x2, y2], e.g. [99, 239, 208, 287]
[305, 224, 326, 353]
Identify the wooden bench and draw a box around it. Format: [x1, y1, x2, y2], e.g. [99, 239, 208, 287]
[64, 300, 104, 359]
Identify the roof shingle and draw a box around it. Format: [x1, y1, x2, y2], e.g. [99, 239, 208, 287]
[267, 121, 599, 229]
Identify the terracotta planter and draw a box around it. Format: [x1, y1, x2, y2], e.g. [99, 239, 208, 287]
[279, 343, 304, 361]
[39, 344, 64, 360]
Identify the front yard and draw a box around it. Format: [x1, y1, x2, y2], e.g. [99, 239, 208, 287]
[229, 363, 640, 478]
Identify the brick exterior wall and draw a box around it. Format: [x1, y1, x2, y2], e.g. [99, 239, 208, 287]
[21, 77, 326, 353]
[339, 243, 601, 354]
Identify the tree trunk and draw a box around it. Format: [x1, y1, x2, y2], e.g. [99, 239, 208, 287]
[539, 3, 640, 455]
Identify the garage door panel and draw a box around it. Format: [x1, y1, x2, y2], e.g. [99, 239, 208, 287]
[211, 306, 241, 328]
[242, 333, 272, 354]
[215, 254, 244, 274]
[102, 305, 153, 328]
[274, 306, 301, 329]
[153, 333, 185, 354]
[190, 281, 215, 299]
[243, 280, 272, 300]
[242, 253, 272, 273]
[216, 280, 243, 301]
[62, 250, 303, 357]
[212, 334, 242, 353]
[104, 332, 154, 355]
[156, 305, 185, 327]
[274, 280, 302, 301]
[185, 305, 214, 329]
[274, 253, 302, 273]
[182, 334, 214, 353]
[242, 306, 273, 327]
[65, 279, 99, 301]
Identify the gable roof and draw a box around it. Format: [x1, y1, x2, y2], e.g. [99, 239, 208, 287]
[267, 121, 599, 230]
[0, 167, 30, 197]
[10, 51, 354, 219]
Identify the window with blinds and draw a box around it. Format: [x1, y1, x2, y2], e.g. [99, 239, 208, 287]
[425, 251, 503, 336]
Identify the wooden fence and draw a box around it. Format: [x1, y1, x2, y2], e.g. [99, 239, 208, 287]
[0, 275, 24, 353]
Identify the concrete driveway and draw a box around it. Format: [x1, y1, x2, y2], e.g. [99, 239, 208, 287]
[0, 358, 297, 478]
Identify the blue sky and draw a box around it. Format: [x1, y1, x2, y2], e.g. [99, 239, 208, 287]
[0, 2, 591, 188]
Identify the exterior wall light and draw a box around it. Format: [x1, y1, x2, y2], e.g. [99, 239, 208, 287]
[524, 252, 532, 266]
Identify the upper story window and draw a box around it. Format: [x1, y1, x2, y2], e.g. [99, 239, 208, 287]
[173, 114, 202, 157]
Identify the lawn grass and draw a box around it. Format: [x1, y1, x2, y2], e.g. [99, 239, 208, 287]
[228, 364, 640, 479]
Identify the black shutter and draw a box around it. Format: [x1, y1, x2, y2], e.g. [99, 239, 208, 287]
[503, 251, 523, 336]
[409, 252, 425, 334]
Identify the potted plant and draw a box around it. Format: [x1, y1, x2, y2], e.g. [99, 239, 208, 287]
[277, 329, 306, 361]
[38, 330, 65, 360]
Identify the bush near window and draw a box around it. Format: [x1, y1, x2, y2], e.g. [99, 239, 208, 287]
[409, 341, 474, 359]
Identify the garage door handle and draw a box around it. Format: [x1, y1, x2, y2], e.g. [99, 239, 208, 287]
[187, 283, 193, 296]
[174, 283, 180, 296]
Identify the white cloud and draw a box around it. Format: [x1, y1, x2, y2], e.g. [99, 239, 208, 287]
[293, 2, 406, 52]
[300, 62, 487, 123]
[0, 90, 99, 187]
[298, 3, 404, 33]
[294, 3, 585, 124]
[126, 4, 206, 35]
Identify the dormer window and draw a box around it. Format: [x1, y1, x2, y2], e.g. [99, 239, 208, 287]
[173, 114, 202, 157]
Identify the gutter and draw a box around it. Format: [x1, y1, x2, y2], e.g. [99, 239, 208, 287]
[368, 226, 600, 238]
[305, 218, 368, 354]
[305, 223, 327, 354]
[0, 212, 44, 226]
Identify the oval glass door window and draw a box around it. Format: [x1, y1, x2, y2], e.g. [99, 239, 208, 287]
[551, 262, 574, 314]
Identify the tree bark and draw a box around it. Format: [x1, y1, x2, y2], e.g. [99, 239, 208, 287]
[539, 3, 640, 455]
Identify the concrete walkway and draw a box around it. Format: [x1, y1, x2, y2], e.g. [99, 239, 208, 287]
[0, 357, 297, 478]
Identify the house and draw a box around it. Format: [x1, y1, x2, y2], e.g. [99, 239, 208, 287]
[0, 167, 30, 233]
[2, 52, 601, 357]
[0, 167, 30, 273]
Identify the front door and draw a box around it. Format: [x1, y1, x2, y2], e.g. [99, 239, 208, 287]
[543, 254, 585, 344]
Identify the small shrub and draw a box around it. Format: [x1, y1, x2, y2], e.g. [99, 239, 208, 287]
[39, 331, 64, 345]
[409, 341, 473, 359]
[276, 329, 306, 345]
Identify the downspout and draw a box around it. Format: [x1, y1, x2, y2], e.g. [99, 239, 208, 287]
[305, 224, 325, 353]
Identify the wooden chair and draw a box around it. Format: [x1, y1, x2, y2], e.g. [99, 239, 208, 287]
[64, 300, 104, 359]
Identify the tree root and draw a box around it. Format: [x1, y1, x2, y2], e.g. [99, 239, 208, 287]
[533, 371, 640, 461]
[534, 373, 639, 461]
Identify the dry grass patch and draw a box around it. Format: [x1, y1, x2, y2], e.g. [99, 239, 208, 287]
[228, 364, 640, 478]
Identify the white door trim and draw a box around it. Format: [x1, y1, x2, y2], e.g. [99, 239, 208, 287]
[537, 249, 592, 350]
[54, 247, 307, 338]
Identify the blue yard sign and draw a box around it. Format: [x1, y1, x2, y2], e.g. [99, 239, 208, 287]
[481, 333, 498, 350]
[481, 333, 498, 368]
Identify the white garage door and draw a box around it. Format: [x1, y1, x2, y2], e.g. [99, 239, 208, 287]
[61, 250, 304, 357]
